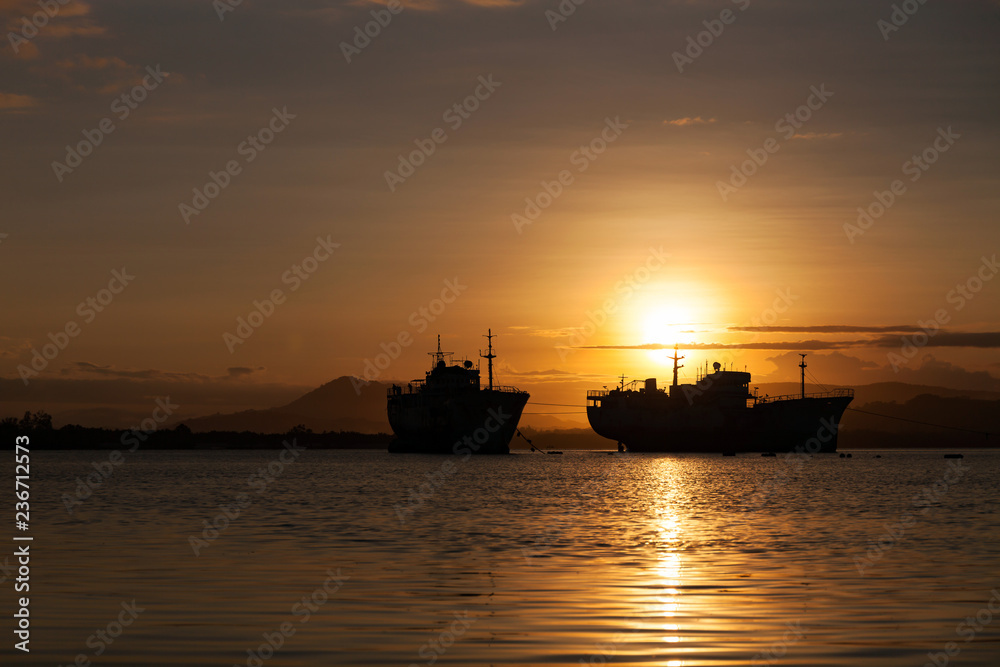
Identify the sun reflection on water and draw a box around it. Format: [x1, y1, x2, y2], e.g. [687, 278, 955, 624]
[652, 465, 686, 661]
[656, 551, 683, 648]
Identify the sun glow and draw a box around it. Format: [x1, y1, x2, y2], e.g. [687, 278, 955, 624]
[641, 304, 699, 365]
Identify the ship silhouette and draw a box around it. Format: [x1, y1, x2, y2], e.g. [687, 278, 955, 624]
[587, 348, 853, 453]
[387, 330, 529, 454]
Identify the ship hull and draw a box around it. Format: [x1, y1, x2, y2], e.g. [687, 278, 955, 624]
[588, 395, 852, 453]
[388, 389, 529, 455]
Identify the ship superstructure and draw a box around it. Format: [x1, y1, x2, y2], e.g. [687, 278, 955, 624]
[387, 331, 529, 454]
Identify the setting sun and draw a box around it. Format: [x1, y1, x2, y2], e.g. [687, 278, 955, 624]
[637, 289, 705, 364]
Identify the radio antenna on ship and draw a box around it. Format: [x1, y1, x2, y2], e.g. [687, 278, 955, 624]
[429, 334, 452, 367]
[799, 353, 807, 399]
[669, 344, 685, 389]
[480, 329, 496, 390]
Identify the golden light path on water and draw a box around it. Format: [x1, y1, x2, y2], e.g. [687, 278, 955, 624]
[9, 450, 1000, 666]
[651, 458, 685, 663]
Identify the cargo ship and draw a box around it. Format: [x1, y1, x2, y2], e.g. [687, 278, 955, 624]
[387, 331, 529, 454]
[587, 348, 853, 453]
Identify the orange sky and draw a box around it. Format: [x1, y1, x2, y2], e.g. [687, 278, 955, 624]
[1, 0, 999, 426]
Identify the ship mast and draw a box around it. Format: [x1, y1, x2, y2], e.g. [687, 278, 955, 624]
[429, 334, 452, 367]
[480, 329, 496, 390]
[669, 344, 685, 389]
[799, 353, 807, 399]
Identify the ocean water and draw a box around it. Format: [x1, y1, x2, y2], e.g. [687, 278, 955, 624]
[5, 448, 1000, 666]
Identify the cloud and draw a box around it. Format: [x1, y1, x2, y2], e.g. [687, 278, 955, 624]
[760, 351, 880, 385]
[496, 363, 604, 382]
[501, 367, 575, 376]
[42, 54, 142, 93]
[893, 355, 1000, 392]
[664, 116, 717, 126]
[0, 374, 312, 421]
[0, 92, 38, 111]
[791, 132, 844, 140]
[335, 0, 525, 15]
[1, 1, 111, 94]
[227, 366, 265, 378]
[728, 325, 922, 333]
[872, 332, 1000, 348]
[761, 351, 1000, 392]
[65, 361, 213, 382]
[581, 340, 866, 351]
[52, 54, 129, 72]
[521, 327, 582, 339]
[1, 0, 104, 44]
[0, 336, 33, 359]
[581, 331, 1000, 351]
[453, 0, 529, 6]
[62, 362, 273, 383]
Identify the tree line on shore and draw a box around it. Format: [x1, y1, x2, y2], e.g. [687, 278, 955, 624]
[1, 412, 391, 449]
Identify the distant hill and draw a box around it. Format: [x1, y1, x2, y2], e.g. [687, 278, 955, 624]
[178, 376, 589, 434]
[754, 381, 1000, 406]
[837, 394, 999, 448]
[180, 377, 392, 433]
[51, 406, 169, 430]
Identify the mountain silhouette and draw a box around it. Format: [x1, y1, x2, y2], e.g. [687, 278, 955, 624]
[180, 376, 391, 433]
